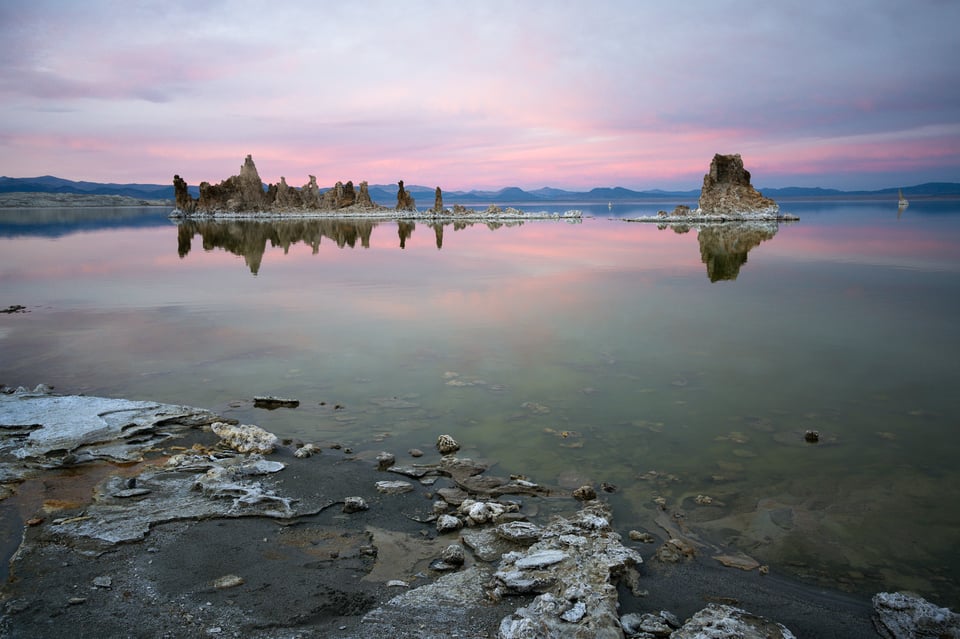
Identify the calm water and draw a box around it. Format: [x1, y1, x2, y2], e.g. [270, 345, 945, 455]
[2, 200, 959, 606]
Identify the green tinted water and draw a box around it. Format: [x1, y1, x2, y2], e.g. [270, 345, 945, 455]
[1, 202, 958, 605]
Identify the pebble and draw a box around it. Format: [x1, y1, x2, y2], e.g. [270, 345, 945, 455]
[92, 576, 112, 588]
[212, 574, 245, 589]
[441, 543, 465, 566]
[342, 496, 369, 513]
[436, 434, 460, 454]
[408, 448, 424, 458]
[436, 514, 463, 534]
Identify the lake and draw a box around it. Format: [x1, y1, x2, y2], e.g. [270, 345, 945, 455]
[1, 199, 958, 607]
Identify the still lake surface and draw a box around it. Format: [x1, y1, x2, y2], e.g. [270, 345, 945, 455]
[2, 200, 959, 606]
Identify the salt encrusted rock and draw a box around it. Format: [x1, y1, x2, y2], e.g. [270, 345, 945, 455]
[375, 480, 414, 495]
[872, 591, 960, 639]
[441, 543, 465, 566]
[698, 153, 779, 216]
[670, 603, 796, 638]
[495, 521, 542, 543]
[294, 442, 322, 458]
[620, 611, 681, 637]
[459, 499, 507, 526]
[436, 514, 463, 534]
[342, 496, 369, 514]
[210, 422, 279, 454]
[0, 391, 220, 465]
[494, 502, 643, 638]
[436, 434, 460, 454]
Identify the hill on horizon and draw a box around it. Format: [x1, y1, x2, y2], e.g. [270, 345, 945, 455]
[2, 175, 959, 205]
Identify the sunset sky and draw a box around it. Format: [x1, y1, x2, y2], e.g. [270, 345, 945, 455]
[1, 0, 958, 191]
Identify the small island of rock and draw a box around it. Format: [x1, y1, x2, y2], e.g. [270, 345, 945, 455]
[171, 155, 581, 221]
[626, 153, 797, 223]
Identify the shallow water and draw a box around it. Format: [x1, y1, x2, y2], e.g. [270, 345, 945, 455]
[2, 200, 959, 606]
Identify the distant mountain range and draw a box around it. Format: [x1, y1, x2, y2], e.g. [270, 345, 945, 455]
[2, 175, 959, 204]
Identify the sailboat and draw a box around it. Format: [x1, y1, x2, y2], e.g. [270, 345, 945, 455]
[898, 188, 909, 209]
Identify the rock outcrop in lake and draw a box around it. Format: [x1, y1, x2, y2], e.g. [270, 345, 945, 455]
[173, 155, 391, 216]
[624, 153, 793, 223]
[698, 153, 779, 216]
[170, 155, 582, 220]
[396, 180, 416, 211]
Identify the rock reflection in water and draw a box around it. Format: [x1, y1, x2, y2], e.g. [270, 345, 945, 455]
[660, 222, 779, 282]
[177, 218, 521, 272]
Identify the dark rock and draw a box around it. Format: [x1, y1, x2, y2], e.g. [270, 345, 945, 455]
[173, 175, 196, 213]
[698, 154, 779, 215]
[433, 187, 443, 213]
[573, 485, 597, 501]
[396, 180, 416, 211]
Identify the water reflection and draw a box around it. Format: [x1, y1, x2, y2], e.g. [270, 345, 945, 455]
[659, 221, 779, 281]
[176, 218, 523, 273]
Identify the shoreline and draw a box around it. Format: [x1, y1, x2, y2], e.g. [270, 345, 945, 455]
[0, 387, 900, 638]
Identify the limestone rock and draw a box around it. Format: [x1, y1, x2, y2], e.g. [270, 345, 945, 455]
[238, 154, 266, 210]
[396, 180, 416, 211]
[173, 174, 196, 213]
[433, 187, 443, 213]
[273, 177, 302, 209]
[343, 496, 369, 513]
[436, 434, 460, 454]
[436, 514, 463, 534]
[697, 154, 779, 216]
[493, 502, 643, 638]
[210, 422, 279, 454]
[872, 591, 960, 639]
[670, 603, 796, 638]
[357, 181, 375, 208]
[0, 389, 220, 467]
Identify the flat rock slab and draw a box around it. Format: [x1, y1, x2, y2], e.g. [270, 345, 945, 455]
[0, 390, 218, 467]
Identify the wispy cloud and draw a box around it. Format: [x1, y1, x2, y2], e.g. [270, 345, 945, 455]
[1, 0, 958, 189]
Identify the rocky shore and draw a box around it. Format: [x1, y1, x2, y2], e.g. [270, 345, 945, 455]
[1, 386, 955, 638]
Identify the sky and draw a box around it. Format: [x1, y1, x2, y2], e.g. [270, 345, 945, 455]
[1, 0, 958, 191]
